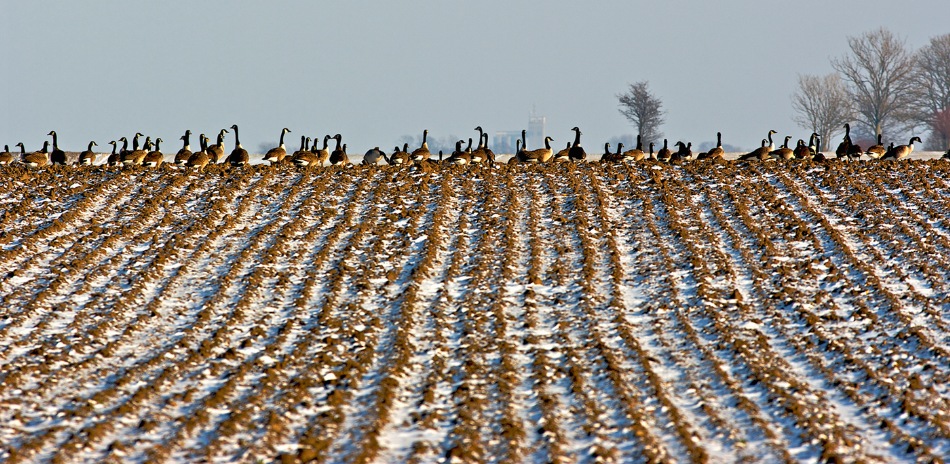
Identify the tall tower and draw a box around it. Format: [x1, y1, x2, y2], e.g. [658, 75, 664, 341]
[527, 108, 546, 149]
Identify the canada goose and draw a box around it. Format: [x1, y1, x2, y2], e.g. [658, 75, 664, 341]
[522, 136, 554, 163]
[881, 136, 921, 160]
[187, 134, 212, 169]
[656, 139, 672, 162]
[143, 138, 164, 167]
[207, 129, 228, 164]
[807, 132, 819, 156]
[553, 142, 571, 162]
[836, 123, 862, 160]
[225, 124, 249, 166]
[739, 139, 771, 161]
[792, 139, 810, 160]
[447, 140, 471, 164]
[471, 126, 488, 163]
[464, 137, 473, 156]
[123, 135, 149, 165]
[865, 133, 886, 159]
[78, 141, 98, 165]
[942, 149, 950, 160]
[362, 147, 387, 165]
[568, 127, 587, 161]
[313, 135, 331, 166]
[175, 130, 193, 165]
[14, 143, 27, 163]
[508, 140, 522, 164]
[390, 143, 411, 165]
[329, 134, 348, 165]
[292, 137, 317, 166]
[671, 141, 693, 162]
[107, 140, 120, 166]
[765, 130, 778, 151]
[263, 127, 292, 164]
[648, 142, 655, 160]
[622, 135, 646, 162]
[410, 129, 431, 161]
[697, 132, 724, 160]
[130, 132, 144, 152]
[0, 145, 13, 165]
[600, 142, 619, 163]
[812, 135, 828, 161]
[770, 136, 794, 160]
[48, 131, 67, 165]
[483, 133, 496, 164]
[23, 141, 51, 167]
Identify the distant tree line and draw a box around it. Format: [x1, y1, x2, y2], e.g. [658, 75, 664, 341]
[793, 28, 950, 150]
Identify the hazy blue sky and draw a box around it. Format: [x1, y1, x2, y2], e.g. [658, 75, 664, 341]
[3, 1, 947, 153]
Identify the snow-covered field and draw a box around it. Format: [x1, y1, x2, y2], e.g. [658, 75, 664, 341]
[0, 161, 948, 463]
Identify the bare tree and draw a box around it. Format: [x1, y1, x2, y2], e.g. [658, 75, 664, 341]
[831, 27, 917, 138]
[791, 73, 854, 150]
[912, 33, 950, 149]
[617, 81, 664, 145]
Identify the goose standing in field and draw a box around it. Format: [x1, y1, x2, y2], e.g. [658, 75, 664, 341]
[263, 127, 292, 164]
[622, 135, 646, 162]
[600, 142, 619, 163]
[836, 123, 862, 160]
[765, 130, 778, 151]
[522, 136, 554, 163]
[568, 126, 587, 161]
[187, 134, 212, 169]
[175, 130, 193, 165]
[472, 126, 487, 164]
[78, 141, 98, 165]
[812, 135, 828, 161]
[410, 129, 431, 162]
[13, 143, 27, 163]
[124, 132, 144, 160]
[508, 140, 523, 164]
[362, 146, 388, 165]
[23, 141, 51, 167]
[143, 138, 164, 167]
[770, 136, 794, 160]
[313, 135, 331, 166]
[292, 137, 316, 166]
[553, 142, 571, 162]
[792, 139, 810, 160]
[864, 133, 886, 159]
[483, 133, 496, 164]
[697, 132, 724, 160]
[881, 136, 921, 160]
[739, 139, 771, 161]
[207, 129, 228, 164]
[656, 139, 672, 162]
[389, 143, 411, 165]
[648, 142, 655, 160]
[671, 141, 693, 162]
[329, 134, 348, 165]
[48, 131, 67, 165]
[0, 145, 13, 165]
[447, 139, 471, 165]
[807, 132, 820, 157]
[226, 124, 249, 166]
[107, 140, 120, 166]
[124, 135, 149, 165]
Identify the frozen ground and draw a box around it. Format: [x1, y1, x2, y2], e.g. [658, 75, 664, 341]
[0, 160, 948, 463]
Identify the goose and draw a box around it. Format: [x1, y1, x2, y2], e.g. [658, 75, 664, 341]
[568, 126, 587, 161]
[464, 137, 473, 157]
[600, 142, 619, 163]
[48, 131, 67, 165]
[697, 132, 724, 160]
[390, 143, 411, 165]
[124, 136, 149, 165]
[553, 142, 571, 162]
[648, 142, 655, 160]
[292, 137, 317, 166]
[835, 123, 862, 160]
[129, 132, 144, 153]
[881, 136, 921, 160]
[765, 130, 778, 151]
[107, 140, 120, 166]
[770, 136, 794, 160]
[812, 135, 828, 161]
[864, 133, 886, 159]
[362, 146, 388, 165]
[23, 141, 51, 167]
[471, 126, 488, 163]
[207, 129, 228, 164]
[78, 141, 98, 165]
[143, 138, 164, 167]
[483, 133, 496, 164]
[329, 134, 348, 165]
[13, 143, 27, 163]
[622, 135, 646, 162]
[263, 127, 292, 164]
[410, 129, 431, 161]
[671, 141, 693, 162]
[656, 139, 672, 162]
[0, 145, 13, 165]
[807, 132, 820, 157]
[792, 139, 810, 160]
[942, 149, 950, 160]
[447, 139, 471, 164]
[187, 134, 212, 169]
[226, 124, 249, 166]
[739, 139, 770, 161]
[522, 136, 554, 163]
[175, 130, 193, 165]
[313, 135, 331, 166]
[508, 140, 522, 164]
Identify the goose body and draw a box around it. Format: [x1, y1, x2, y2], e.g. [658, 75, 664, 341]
[600, 142, 621, 163]
[143, 138, 164, 167]
[568, 127, 586, 161]
[770, 136, 794, 160]
[882, 136, 921, 160]
[656, 139, 672, 162]
[187, 134, 211, 169]
[411, 129, 431, 161]
[314, 135, 331, 166]
[362, 147, 388, 165]
[739, 139, 770, 161]
[292, 137, 317, 166]
[263, 127, 292, 164]
[175, 130, 193, 165]
[226, 124, 249, 166]
[697, 132, 724, 160]
[483, 133, 496, 164]
[865, 133, 886, 159]
[553, 142, 571, 162]
[836, 123, 862, 160]
[671, 141, 693, 162]
[792, 139, 811, 160]
[471, 126, 488, 164]
[329, 134, 348, 165]
[207, 129, 228, 164]
[447, 140, 470, 164]
[124, 135, 149, 165]
[622, 135, 646, 162]
[389, 143, 411, 165]
[107, 140, 120, 166]
[0, 145, 14, 165]
[78, 141, 98, 165]
[24, 141, 51, 167]
[522, 136, 554, 163]
[48, 131, 67, 165]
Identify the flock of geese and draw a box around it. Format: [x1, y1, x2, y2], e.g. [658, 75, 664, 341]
[1, 124, 947, 168]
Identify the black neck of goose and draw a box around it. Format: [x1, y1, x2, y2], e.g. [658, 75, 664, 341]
[133, 135, 140, 150]
[335, 136, 342, 150]
[604, 142, 610, 154]
[521, 130, 526, 147]
[299, 136, 306, 151]
[18, 144, 25, 154]
[877, 133, 882, 145]
[183, 132, 191, 148]
[767, 132, 774, 146]
[636, 134, 642, 151]
[573, 129, 581, 147]
[279, 129, 287, 146]
[326, 137, 333, 150]
[88, 141, 95, 151]
[233, 126, 241, 146]
[41, 141, 49, 153]
[422, 131, 427, 145]
[155, 139, 161, 151]
[616, 144, 623, 155]
[110, 144, 117, 155]
[465, 138, 472, 151]
[476, 127, 483, 142]
[545, 138, 551, 149]
[51, 132, 58, 149]
[663, 139, 668, 150]
[717, 132, 722, 148]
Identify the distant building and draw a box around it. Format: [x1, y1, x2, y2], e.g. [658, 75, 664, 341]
[493, 112, 546, 154]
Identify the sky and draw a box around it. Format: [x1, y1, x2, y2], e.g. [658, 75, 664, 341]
[3, 0, 948, 154]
